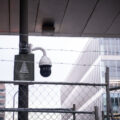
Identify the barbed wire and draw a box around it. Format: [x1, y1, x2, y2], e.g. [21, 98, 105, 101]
[1, 33, 120, 39]
[0, 47, 120, 54]
[0, 47, 18, 50]
[0, 32, 119, 36]
[0, 59, 119, 68]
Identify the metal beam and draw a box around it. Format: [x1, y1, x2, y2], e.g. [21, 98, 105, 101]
[0, 108, 94, 114]
[0, 81, 107, 86]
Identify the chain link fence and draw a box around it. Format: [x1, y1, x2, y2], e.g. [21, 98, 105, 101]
[0, 81, 107, 120]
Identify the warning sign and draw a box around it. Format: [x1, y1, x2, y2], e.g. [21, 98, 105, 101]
[14, 54, 34, 81]
[19, 62, 29, 74]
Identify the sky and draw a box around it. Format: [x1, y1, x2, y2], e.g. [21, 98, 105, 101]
[0, 35, 89, 119]
[0, 35, 89, 82]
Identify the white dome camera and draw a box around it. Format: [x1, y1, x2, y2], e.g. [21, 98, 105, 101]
[31, 46, 52, 77]
[39, 55, 52, 77]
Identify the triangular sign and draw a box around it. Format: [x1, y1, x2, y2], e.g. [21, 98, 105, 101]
[19, 62, 29, 73]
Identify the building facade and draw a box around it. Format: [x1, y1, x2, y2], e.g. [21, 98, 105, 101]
[0, 84, 5, 120]
[61, 38, 120, 120]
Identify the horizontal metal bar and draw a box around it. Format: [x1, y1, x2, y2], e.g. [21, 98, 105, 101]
[0, 81, 107, 86]
[0, 108, 94, 114]
[109, 86, 120, 91]
[104, 114, 120, 118]
[111, 114, 120, 117]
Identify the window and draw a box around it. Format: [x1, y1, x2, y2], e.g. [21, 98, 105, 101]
[0, 103, 4, 106]
[103, 93, 120, 113]
[0, 117, 4, 120]
[0, 89, 5, 92]
[110, 93, 120, 112]
[0, 96, 5, 99]
[102, 94, 106, 111]
[102, 60, 120, 79]
[100, 39, 120, 55]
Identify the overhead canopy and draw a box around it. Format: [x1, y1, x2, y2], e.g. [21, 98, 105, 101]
[0, 0, 120, 37]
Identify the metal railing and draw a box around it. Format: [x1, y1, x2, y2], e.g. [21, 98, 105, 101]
[0, 67, 118, 120]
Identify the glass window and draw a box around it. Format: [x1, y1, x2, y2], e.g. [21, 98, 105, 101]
[110, 93, 120, 112]
[0, 117, 4, 120]
[102, 94, 106, 111]
[100, 39, 120, 55]
[0, 96, 5, 99]
[102, 60, 120, 79]
[0, 89, 5, 92]
[0, 103, 4, 106]
[111, 98, 114, 105]
[115, 98, 119, 106]
[103, 93, 120, 113]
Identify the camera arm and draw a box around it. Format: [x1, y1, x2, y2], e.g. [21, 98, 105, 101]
[29, 44, 52, 77]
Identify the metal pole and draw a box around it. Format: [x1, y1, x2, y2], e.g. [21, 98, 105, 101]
[0, 108, 94, 114]
[18, 85, 28, 120]
[18, 0, 29, 120]
[13, 91, 18, 120]
[105, 67, 110, 120]
[19, 0, 28, 54]
[94, 106, 99, 120]
[72, 104, 76, 120]
[101, 111, 104, 120]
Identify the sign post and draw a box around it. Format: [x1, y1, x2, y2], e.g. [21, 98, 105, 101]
[14, 54, 34, 120]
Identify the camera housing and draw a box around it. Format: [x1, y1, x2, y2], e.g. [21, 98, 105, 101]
[39, 56, 52, 77]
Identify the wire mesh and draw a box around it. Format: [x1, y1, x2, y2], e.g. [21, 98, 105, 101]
[108, 87, 120, 120]
[2, 112, 96, 120]
[0, 81, 106, 120]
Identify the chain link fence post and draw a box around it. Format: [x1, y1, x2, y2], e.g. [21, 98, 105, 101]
[72, 104, 76, 120]
[105, 67, 111, 120]
[94, 106, 99, 120]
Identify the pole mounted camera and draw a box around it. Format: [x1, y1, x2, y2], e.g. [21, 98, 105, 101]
[39, 55, 52, 77]
[30, 45, 52, 77]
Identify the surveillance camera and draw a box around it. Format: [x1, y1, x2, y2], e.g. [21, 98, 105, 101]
[39, 56, 52, 77]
